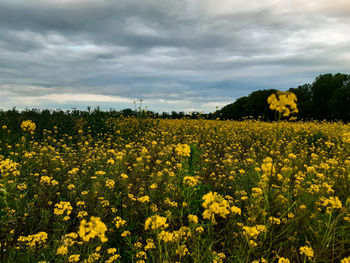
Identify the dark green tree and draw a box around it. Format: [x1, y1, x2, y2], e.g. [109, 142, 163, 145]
[244, 89, 277, 120]
[311, 73, 350, 119]
[329, 81, 350, 121]
[288, 84, 313, 119]
[219, 96, 248, 120]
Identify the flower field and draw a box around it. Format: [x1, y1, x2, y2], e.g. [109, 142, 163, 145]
[1, 117, 350, 262]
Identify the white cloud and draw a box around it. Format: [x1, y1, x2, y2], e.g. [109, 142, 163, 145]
[15, 93, 134, 104]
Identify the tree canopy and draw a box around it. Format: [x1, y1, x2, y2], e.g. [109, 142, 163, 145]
[217, 73, 350, 121]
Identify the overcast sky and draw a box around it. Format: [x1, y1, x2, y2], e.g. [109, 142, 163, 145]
[1, 0, 350, 113]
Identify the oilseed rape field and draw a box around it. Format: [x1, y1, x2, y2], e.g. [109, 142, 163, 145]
[1, 111, 350, 261]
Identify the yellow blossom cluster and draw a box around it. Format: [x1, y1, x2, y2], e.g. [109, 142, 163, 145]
[299, 245, 314, 259]
[322, 196, 342, 213]
[57, 232, 78, 254]
[54, 201, 73, 219]
[212, 251, 226, 263]
[105, 254, 121, 263]
[138, 195, 150, 203]
[158, 226, 191, 243]
[202, 191, 241, 224]
[144, 215, 168, 230]
[78, 216, 108, 243]
[114, 216, 127, 228]
[105, 178, 115, 189]
[183, 176, 200, 187]
[267, 91, 298, 117]
[188, 214, 198, 224]
[40, 175, 58, 186]
[144, 239, 155, 250]
[18, 232, 48, 248]
[243, 225, 268, 240]
[0, 158, 20, 177]
[68, 254, 80, 262]
[20, 120, 36, 132]
[175, 143, 191, 157]
[342, 132, 350, 143]
[278, 257, 290, 263]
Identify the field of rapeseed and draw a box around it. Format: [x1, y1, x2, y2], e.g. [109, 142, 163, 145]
[1, 98, 350, 262]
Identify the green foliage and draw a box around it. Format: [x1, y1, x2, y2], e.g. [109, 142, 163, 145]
[217, 73, 350, 122]
[329, 82, 350, 120]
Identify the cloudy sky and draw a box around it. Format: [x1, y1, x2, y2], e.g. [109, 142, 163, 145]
[1, 0, 350, 112]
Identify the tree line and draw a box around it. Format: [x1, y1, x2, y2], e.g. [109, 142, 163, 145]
[0, 73, 349, 135]
[217, 73, 350, 121]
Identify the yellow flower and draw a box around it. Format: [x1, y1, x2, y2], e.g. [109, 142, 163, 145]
[251, 187, 263, 197]
[176, 245, 189, 257]
[322, 196, 342, 213]
[56, 245, 68, 255]
[158, 230, 174, 243]
[138, 195, 150, 203]
[164, 197, 177, 207]
[249, 240, 258, 247]
[114, 216, 127, 229]
[202, 191, 241, 224]
[134, 241, 142, 249]
[18, 232, 48, 248]
[95, 170, 106, 176]
[175, 143, 191, 157]
[107, 158, 115, 165]
[278, 257, 290, 263]
[120, 173, 128, 179]
[267, 91, 298, 117]
[40, 176, 51, 185]
[77, 211, 88, 218]
[150, 183, 158, 189]
[341, 257, 350, 263]
[78, 216, 108, 243]
[121, 231, 130, 237]
[107, 248, 117, 254]
[16, 183, 27, 190]
[21, 120, 36, 132]
[299, 245, 314, 259]
[195, 226, 204, 234]
[342, 132, 350, 143]
[144, 239, 155, 250]
[188, 214, 198, 224]
[243, 225, 267, 239]
[261, 157, 275, 175]
[183, 176, 200, 187]
[76, 201, 85, 207]
[86, 252, 100, 262]
[105, 254, 121, 263]
[54, 201, 73, 216]
[68, 254, 80, 262]
[136, 251, 147, 259]
[105, 179, 115, 189]
[144, 215, 168, 230]
[268, 217, 281, 225]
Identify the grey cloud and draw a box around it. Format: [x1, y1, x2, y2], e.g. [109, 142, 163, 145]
[0, 0, 349, 112]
